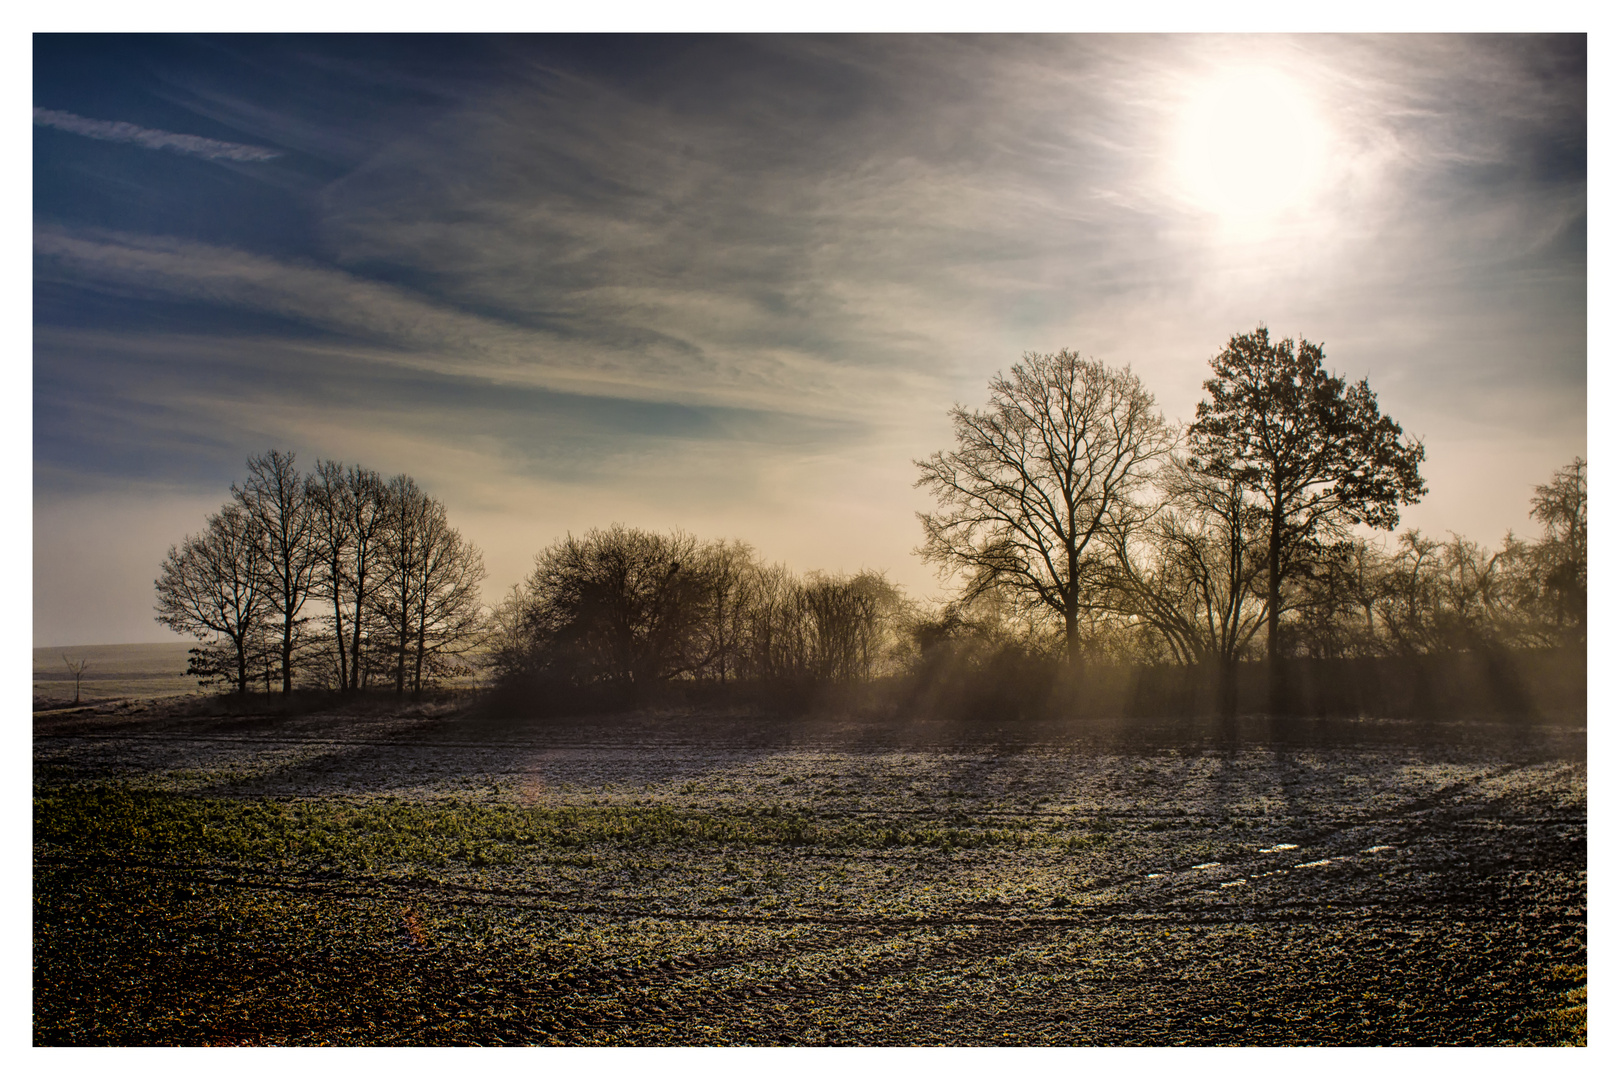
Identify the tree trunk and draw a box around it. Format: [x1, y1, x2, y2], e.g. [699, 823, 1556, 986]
[1217, 657, 1239, 721]
[1065, 548, 1081, 666]
[396, 607, 408, 695]
[1267, 506, 1284, 716]
[332, 598, 348, 693]
[413, 606, 427, 695]
[281, 619, 294, 695]
[348, 573, 366, 691]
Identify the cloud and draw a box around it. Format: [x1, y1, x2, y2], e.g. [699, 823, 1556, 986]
[411, 42, 1572, 415]
[33, 107, 281, 162]
[32, 225, 930, 422]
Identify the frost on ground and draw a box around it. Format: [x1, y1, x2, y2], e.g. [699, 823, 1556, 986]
[33, 706, 1586, 1046]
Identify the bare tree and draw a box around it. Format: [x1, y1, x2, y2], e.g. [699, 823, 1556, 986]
[154, 501, 266, 694]
[374, 474, 434, 695]
[1109, 453, 1269, 709]
[234, 450, 320, 694]
[916, 350, 1173, 665]
[1284, 537, 1388, 660]
[1373, 530, 1510, 655]
[735, 562, 803, 681]
[514, 525, 707, 688]
[406, 506, 486, 694]
[307, 462, 392, 690]
[1527, 456, 1586, 644]
[693, 539, 757, 685]
[62, 655, 89, 704]
[306, 459, 357, 689]
[799, 571, 905, 682]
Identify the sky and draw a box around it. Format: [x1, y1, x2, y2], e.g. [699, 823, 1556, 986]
[30, 33, 1587, 647]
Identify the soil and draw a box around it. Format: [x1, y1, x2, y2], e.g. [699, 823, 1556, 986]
[33, 701, 1587, 1046]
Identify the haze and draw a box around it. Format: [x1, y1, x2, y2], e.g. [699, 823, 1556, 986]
[32, 34, 1585, 646]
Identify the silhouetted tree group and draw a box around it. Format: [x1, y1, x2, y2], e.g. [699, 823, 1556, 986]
[155, 450, 486, 695]
[156, 325, 1583, 721]
[912, 326, 1583, 710]
[487, 525, 907, 699]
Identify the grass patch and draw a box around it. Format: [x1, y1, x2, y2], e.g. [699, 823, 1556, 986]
[36, 786, 1059, 870]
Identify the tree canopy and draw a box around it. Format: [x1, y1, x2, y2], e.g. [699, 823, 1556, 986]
[1187, 326, 1426, 684]
[915, 350, 1173, 664]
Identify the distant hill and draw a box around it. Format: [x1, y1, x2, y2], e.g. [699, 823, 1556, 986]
[35, 642, 199, 702]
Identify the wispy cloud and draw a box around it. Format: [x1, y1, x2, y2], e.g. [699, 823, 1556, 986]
[30, 225, 925, 423]
[33, 107, 281, 162]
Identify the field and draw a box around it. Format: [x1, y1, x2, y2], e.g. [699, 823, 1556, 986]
[32, 683, 1586, 1047]
[35, 642, 199, 703]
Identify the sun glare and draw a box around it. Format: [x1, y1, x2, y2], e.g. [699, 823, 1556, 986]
[1172, 68, 1330, 226]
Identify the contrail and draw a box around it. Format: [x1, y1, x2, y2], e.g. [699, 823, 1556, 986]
[33, 107, 281, 162]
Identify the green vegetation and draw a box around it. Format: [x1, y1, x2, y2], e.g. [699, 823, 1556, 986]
[37, 787, 1110, 869]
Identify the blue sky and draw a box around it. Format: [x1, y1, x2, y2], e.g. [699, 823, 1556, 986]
[31, 33, 1586, 645]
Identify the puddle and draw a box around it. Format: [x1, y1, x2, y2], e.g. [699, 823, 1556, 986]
[1146, 873, 1164, 879]
[1259, 843, 1299, 853]
[1293, 859, 1333, 868]
[1219, 880, 1246, 888]
[1363, 845, 1396, 854]
[1191, 862, 1221, 870]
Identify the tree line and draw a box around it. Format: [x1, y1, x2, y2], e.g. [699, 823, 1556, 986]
[156, 325, 1584, 712]
[155, 450, 486, 695]
[487, 525, 907, 697]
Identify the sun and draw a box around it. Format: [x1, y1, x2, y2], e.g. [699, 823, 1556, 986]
[1171, 67, 1331, 225]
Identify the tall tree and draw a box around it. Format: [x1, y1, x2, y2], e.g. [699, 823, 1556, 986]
[307, 459, 357, 690]
[1187, 326, 1426, 708]
[154, 502, 266, 694]
[405, 506, 486, 694]
[234, 450, 320, 694]
[307, 462, 391, 691]
[916, 350, 1173, 664]
[375, 474, 434, 695]
[345, 466, 392, 690]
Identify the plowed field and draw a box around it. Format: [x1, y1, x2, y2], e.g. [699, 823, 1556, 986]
[33, 703, 1586, 1045]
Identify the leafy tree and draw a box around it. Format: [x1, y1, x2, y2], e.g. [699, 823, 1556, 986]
[916, 350, 1173, 665]
[1187, 326, 1425, 705]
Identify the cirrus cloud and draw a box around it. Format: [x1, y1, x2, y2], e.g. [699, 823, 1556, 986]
[33, 107, 281, 162]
